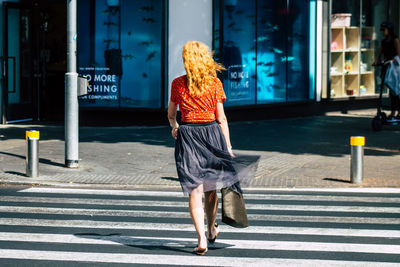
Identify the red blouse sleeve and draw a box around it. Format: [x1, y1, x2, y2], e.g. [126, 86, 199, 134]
[215, 78, 226, 103]
[170, 79, 179, 104]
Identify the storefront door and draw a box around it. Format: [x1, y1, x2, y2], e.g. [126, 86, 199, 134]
[2, 2, 35, 123]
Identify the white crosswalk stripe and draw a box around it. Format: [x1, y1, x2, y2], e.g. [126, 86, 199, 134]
[0, 187, 399, 266]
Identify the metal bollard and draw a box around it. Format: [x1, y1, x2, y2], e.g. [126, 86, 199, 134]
[350, 136, 365, 184]
[26, 130, 40, 178]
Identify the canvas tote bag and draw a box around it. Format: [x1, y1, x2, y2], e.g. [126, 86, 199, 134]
[221, 186, 249, 228]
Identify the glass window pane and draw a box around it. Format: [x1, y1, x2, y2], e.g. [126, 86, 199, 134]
[78, 0, 119, 107]
[222, 0, 256, 106]
[363, 0, 390, 95]
[120, 0, 162, 108]
[287, 0, 310, 101]
[329, 0, 361, 98]
[332, 0, 360, 27]
[7, 9, 21, 104]
[78, 0, 163, 108]
[256, 1, 286, 103]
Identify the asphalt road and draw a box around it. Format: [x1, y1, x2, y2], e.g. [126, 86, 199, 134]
[0, 185, 399, 266]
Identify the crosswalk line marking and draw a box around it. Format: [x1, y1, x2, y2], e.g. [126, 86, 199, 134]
[19, 187, 400, 197]
[0, 249, 398, 266]
[1, 196, 399, 212]
[0, 233, 399, 254]
[1, 218, 400, 238]
[19, 188, 187, 197]
[1, 206, 399, 223]
[245, 188, 400, 194]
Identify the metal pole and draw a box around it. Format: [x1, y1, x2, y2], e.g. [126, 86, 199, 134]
[350, 136, 365, 184]
[65, 0, 79, 168]
[26, 130, 40, 177]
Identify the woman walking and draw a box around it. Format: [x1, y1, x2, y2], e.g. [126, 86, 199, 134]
[168, 41, 258, 255]
[374, 21, 400, 120]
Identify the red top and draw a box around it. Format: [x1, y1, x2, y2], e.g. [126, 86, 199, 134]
[170, 75, 226, 123]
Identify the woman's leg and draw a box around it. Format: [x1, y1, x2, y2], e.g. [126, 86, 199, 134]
[204, 190, 219, 239]
[189, 184, 207, 249]
[395, 95, 400, 116]
[389, 91, 397, 117]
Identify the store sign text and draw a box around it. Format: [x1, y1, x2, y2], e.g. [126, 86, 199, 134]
[228, 65, 251, 100]
[78, 67, 119, 101]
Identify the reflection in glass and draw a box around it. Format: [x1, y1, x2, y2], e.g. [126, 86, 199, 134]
[287, 0, 310, 101]
[221, 0, 312, 105]
[78, 0, 162, 108]
[256, 1, 286, 103]
[332, 0, 360, 27]
[120, 0, 162, 108]
[222, 0, 256, 106]
[363, 0, 389, 94]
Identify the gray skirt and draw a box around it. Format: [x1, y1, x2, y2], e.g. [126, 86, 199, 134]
[174, 121, 260, 195]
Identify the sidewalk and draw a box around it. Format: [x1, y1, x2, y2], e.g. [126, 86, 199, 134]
[1, 109, 399, 189]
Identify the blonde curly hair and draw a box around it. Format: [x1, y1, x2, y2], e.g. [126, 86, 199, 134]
[182, 41, 225, 97]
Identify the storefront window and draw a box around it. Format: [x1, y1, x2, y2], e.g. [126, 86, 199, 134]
[222, 0, 256, 106]
[327, 0, 399, 99]
[256, 1, 286, 104]
[363, 0, 397, 95]
[287, 0, 311, 102]
[218, 0, 312, 106]
[78, 0, 163, 108]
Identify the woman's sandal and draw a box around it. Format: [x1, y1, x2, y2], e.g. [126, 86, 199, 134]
[207, 223, 219, 244]
[193, 247, 208, 256]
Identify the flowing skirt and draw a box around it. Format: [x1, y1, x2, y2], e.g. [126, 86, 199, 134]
[174, 121, 260, 195]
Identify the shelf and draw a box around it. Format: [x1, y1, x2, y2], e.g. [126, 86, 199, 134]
[344, 52, 359, 73]
[361, 51, 374, 72]
[361, 71, 374, 75]
[331, 52, 343, 74]
[360, 73, 375, 95]
[344, 72, 359, 75]
[345, 27, 359, 50]
[361, 27, 374, 50]
[330, 75, 344, 97]
[331, 28, 344, 50]
[345, 75, 359, 96]
[329, 25, 375, 98]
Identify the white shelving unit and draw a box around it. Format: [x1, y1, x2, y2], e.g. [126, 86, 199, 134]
[330, 26, 375, 97]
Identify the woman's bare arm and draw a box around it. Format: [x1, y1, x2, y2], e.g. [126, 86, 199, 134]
[394, 38, 400, 58]
[215, 102, 233, 156]
[168, 101, 179, 139]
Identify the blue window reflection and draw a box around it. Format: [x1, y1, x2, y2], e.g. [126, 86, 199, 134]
[221, 0, 312, 105]
[78, 0, 162, 108]
[287, 0, 310, 101]
[256, 1, 286, 103]
[120, 0, 162, 108]
[222, 0, 256, 106]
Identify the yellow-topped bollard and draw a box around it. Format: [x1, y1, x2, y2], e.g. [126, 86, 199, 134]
[26, 130, 40, 140]
[26, 130, 40, 178]
[350, 136, 364, 184]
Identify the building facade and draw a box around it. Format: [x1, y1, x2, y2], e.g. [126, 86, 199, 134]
[0, 0, 398, 124]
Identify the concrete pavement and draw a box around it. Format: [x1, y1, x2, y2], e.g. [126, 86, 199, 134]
[0, 109, 399, 189]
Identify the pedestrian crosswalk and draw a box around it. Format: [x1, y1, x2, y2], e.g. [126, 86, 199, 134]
[0, 187, 399, 266]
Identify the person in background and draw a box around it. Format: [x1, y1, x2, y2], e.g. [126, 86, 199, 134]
[374, 21, 400, 120]
[168, 41, 258, 255]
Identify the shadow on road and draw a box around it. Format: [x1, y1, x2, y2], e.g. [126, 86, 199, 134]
[1, 115, 400, 158]
[0, 151, 65, 167]
[74, 233, 229, 255]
